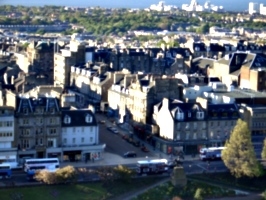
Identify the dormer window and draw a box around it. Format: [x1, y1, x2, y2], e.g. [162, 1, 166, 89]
[85, 114, 92, 123]
[49, 108, 55, 114]
[176, 109, 184, 121]
[196, 111, 204, 119]
[23, 108, 28, 114]
[64, 115, 71, 124]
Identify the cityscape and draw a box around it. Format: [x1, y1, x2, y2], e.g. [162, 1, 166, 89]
[0, 0, 266, 199]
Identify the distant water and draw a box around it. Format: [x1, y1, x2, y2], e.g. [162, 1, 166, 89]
[0, 0, 265, 12]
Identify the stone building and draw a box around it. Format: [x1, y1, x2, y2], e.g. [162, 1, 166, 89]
[54, 40, 86, 88]
[15, 41, 55, 84]
[69, 62, 112, 109]
[108, 74, 183, 130]
[5, 91, 62, 162]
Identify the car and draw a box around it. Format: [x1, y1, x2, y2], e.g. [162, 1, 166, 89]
[141, 146, 149, 152]
[98, 120, 106, 124]
[124, 151, 137, 158]
[107, 126, 115, 132]
[112, 128, 119, 134]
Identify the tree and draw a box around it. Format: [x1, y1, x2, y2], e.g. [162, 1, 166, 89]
[261, 138, 266, 160]
[222, 119, 261, 179]
[113, 165, 135, 183]
[35, 166, 77, 184]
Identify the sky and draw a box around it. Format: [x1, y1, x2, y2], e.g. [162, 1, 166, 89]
[0, 0, 265, 12]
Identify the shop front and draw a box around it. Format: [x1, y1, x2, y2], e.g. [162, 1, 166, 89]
[152, 136, 208, 155]
[62, 144, 106, 162]
[46, 148, 62, 162]
[18, 149, 36, 165]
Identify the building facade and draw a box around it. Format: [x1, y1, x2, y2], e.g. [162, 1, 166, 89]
[0, 106, 17, 167]
[61, 108, 105, 162]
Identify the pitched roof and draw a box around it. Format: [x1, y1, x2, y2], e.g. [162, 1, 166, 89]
[61, 109, 97, 127]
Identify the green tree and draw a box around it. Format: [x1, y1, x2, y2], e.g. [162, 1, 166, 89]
[222, 119, 261, 179]
[113, 165, 135, 183]
[262, 139, 266, 159]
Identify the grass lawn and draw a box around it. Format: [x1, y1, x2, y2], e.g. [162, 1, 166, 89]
[132, 180, 236, 200]
[0, 177, 165, 200]
[189, 172, 266, 192]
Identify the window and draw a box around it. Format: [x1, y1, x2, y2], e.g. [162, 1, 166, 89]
[50, 128, 56, 134]
[81, 137, 85, 143]
[64, 115, 71, 124]
[50, 118, 56, 124]
[0, 121, 2, 127]
[176, 110, 184, 120]
[47, 139, 55, 147]
[193, 132, 197, 139]
[202, 122, 206, 129]
[176, 123, 181, 130]
[196, 111, 204, 119]
[6, 121, 12, 127]
[90, 137, 93, 142]
[23, 108, 28, 114]
[21, 129, 30, 136]
[85, 114, 93, 123]
[23, 119, 29, 125]
[21, 139, 30, 149]
[72, 138, 76, 144]
[193, 122, 197, 129]
[185, 123, 190, 130]
[63, 138, 67, 144]
[185, 131, 190, 140]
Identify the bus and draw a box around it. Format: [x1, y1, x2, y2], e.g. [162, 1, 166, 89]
[136, 159, 169, 175]
[0, 164, 12, 178]
[199, 147, 226, 161]
[0, 157, 19, 169]
[24, 158, 60, 173]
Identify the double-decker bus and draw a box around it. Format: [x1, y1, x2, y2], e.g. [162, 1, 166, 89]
[24, 158, 60, 173]
[136, 159, 169, 175]
[199, 147, 226, 161]
[0, 164, 12, 178]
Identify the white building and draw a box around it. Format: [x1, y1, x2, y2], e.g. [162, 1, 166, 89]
[249, 2, 259, 15]
[182, 0, 223, 12]
[0, 106, 18, 169]
[149, 1, 178, 12]
[61, 108, 105, 162]
[260, 4, 266, 15]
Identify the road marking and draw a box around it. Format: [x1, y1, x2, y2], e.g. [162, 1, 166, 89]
[196, 164, 207, 170]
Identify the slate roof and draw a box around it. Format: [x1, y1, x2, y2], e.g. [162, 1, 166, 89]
[208, 103, 239, 120]
[16, 96, 60, 113]
[61, 109, 97, 127]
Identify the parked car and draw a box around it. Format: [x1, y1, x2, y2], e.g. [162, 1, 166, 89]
[123, 151, 137, 158]
[112, 128, 119, 134]
[98, 120, 106, 124]
[141, 146, 149, 152]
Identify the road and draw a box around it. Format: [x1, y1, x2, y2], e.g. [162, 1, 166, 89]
[0, 113, 229, 185]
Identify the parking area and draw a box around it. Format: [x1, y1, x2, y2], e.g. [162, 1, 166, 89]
[97, 114, 155, 159]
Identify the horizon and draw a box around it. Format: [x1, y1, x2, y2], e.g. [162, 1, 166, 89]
[0, 0, 265, 12]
